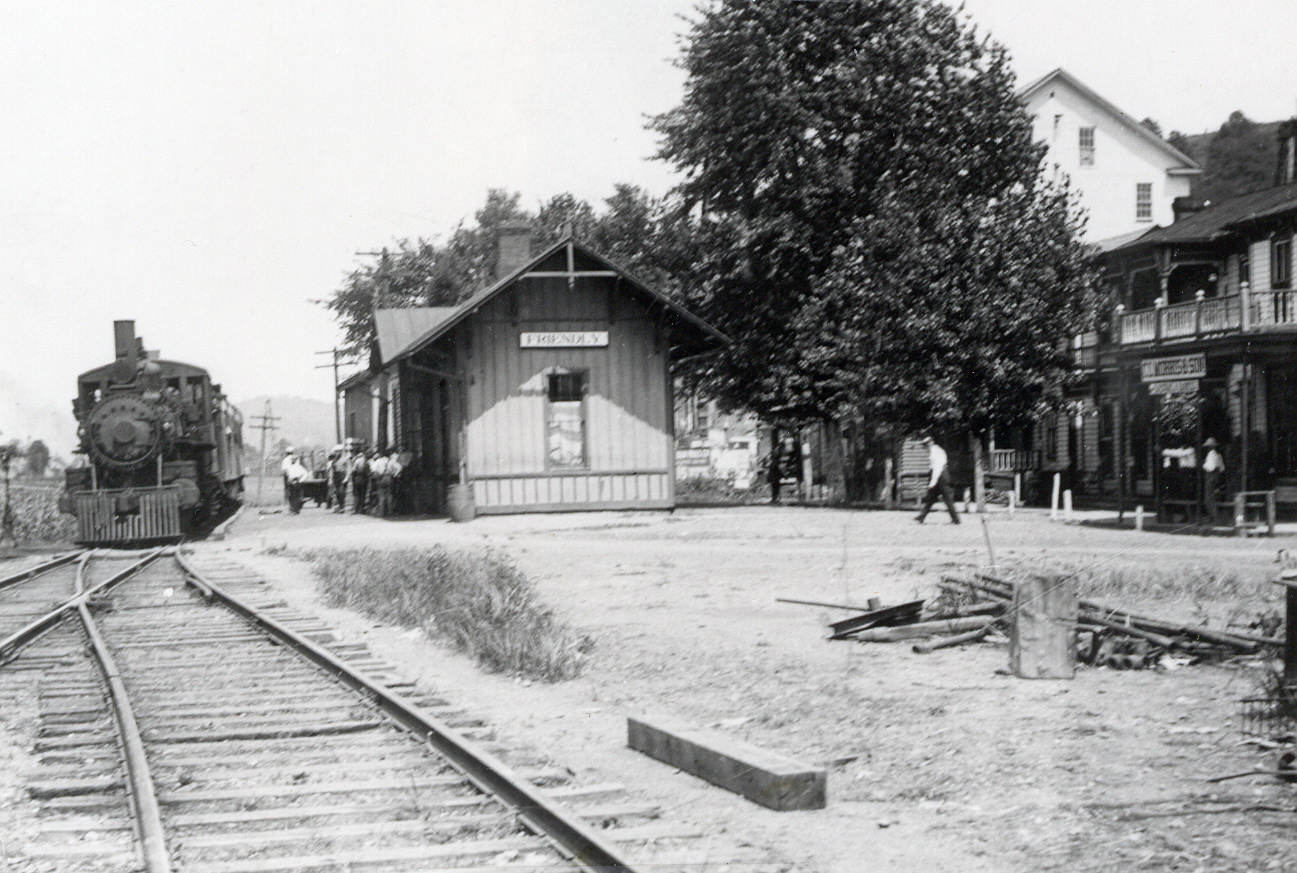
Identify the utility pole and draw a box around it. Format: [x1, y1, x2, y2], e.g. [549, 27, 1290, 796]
[0, 436, 15, 552]
[249, 401, 280, 506]
[316, 349, 358, 444]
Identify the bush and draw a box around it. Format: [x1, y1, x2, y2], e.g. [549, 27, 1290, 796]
[302, 546, 588, 682]
[5, 483, 76, 545]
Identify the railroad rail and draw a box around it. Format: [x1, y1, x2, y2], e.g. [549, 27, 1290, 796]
[0, 550, 689, 871]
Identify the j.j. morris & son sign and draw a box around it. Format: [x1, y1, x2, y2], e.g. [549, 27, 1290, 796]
[1140, 353, 1206, 382]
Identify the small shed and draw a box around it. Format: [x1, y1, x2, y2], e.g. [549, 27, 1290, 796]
[342, 227, 727, 515]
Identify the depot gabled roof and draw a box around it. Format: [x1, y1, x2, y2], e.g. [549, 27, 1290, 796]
[374, 306, 458, 364]
[375, 236, 728, 366]
[1018, 68, 1201, 174]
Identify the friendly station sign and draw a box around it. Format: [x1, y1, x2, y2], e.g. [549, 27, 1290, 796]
[520, 331, 609, 349]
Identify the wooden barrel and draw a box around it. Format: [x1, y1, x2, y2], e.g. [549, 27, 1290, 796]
[448, 483, 475, 523]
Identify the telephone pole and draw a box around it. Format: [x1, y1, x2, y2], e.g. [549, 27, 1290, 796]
[249, 401, 280, 506]
[316, 349, 358, 444]
[0, 438, 16, 552]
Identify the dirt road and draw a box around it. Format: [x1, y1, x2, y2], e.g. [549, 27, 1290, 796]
[133, 507, 1297, 869]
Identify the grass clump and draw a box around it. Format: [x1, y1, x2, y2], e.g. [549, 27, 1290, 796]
[1002, 560, 1264, 604]
[303, 546, 589, 682]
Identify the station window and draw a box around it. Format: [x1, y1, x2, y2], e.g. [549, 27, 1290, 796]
[546, 371, 587, 468]
[1078, 127, 1095, 166]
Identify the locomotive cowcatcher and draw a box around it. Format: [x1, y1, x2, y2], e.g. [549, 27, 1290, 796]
[60, 321, 245, 545]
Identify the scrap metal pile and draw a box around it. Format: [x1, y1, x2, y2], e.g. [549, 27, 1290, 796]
[824, 573, 1282, 668]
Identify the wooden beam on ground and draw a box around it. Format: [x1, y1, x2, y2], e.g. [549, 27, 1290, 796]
[627, 714, 825, 811]
[848, 615, 994, 642]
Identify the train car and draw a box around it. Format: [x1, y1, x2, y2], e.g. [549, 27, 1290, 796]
[60, 321, 244, 545]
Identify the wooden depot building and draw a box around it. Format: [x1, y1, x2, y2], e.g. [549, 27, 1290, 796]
[341, 224, 727, 516]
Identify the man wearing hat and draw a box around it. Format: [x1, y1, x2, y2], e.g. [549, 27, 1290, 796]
[915, 435, 960, 524]
[1202, 437, 1224, 524]
[326, 447, 348, 513]
[280, 448, 309, 515]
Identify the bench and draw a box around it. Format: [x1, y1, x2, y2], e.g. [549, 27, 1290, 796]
[1233, 490, 1276, 537]
[1158, 492, 1275, 536]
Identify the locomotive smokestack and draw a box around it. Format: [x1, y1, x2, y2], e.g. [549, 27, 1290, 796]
[114, 321, 137, 364]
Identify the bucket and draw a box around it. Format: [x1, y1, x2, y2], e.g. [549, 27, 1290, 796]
[448, 483, 476, 523]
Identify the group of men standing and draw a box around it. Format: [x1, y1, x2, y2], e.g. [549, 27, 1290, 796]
[281, 444, 403, 518]
[326, 445, 403, 516]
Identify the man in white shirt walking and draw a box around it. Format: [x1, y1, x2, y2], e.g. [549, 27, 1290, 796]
[915, 435, 960, 524]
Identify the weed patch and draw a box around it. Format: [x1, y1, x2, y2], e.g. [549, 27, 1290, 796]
[300, 546, 589, 682]
[5, 483, 76, 544]
[1001, 560, 1265, 604]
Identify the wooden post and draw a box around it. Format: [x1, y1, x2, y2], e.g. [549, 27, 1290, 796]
[1275, 574, 1297, 688]
[1010, 575, 1077, 680]
[1267, 491, 1277, 536]
[1063, 489, 1073, 521]
[1235, 492, 1245, 536]
[1135, 505, 1144, 531]
[1050, 473, 1061, 520]
[971, 432, 986, 514]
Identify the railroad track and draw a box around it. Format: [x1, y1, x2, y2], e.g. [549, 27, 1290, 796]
[0, 549, 697, 872]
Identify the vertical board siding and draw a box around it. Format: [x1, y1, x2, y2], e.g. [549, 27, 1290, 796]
[464, 273, 673, 510]
[471, 473, 672, 513]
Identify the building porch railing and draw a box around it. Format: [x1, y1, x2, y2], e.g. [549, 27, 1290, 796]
[990, 448, 1036, 473]
[1115, 288, 1297, 346]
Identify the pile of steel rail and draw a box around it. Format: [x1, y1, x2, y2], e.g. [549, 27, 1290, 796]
[826, 573, 1283, 667]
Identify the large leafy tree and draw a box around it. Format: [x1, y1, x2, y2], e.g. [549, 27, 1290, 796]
[653, 0, 1095, 441]
[25, 440, 50, 478]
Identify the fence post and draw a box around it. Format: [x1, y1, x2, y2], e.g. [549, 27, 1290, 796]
[1235, 492, 1245, 537]
[1268, 491, 1277, 537]
[1010, 575, 1077, 680]
[1135, 505, 1144, 531]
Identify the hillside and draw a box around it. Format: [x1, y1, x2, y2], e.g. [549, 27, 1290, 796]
[236, 396, 338, 451]
[1173, 118, 1284, 204]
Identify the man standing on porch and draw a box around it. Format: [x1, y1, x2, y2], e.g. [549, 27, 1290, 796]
[916, 435, 960, 524]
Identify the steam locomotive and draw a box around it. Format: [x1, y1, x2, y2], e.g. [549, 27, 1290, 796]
[60, 321, 245, 545]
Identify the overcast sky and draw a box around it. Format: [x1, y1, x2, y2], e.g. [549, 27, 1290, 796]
[2, 0, 1294, 453]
